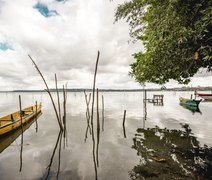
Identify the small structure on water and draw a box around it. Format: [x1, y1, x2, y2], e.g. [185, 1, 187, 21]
[146, 94, 164, 106]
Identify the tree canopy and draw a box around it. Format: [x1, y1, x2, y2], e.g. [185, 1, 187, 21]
[115, 0, 212, 84]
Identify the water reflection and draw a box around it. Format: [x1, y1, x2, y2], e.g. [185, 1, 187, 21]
[143, 95, 147, 129]
[0, 91, 212, 180]
[83, 89, 103, 179]
[84, 91, 92, 142]
[130, 124, 212, 179]
[45, 130, 63, 180]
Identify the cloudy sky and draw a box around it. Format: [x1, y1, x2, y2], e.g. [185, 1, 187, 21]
[0, 0, 211, 91]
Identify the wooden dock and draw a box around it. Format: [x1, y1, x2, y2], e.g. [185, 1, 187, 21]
[145, 95, 164, 106]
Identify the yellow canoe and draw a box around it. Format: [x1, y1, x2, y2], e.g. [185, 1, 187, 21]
[0, 113, 42, 153]
[0, 104, 42, 136]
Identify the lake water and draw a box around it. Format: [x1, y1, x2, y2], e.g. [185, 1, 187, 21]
[0, 91, 211, 180]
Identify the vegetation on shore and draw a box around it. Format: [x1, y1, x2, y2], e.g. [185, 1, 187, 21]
[1, 86, 211, 92]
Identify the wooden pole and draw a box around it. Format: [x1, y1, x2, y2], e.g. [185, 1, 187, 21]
[122, 110, 126, 126]
[96, 88, 100, 167]
[144, 90, 147, 101]
[28, 55, 63, 131]
[101, 95, 104, 132]
[19, 95, 23, 172]
[62, 85, 67, 148]
[122, 110, 126, 138]
[35, 101, 38, 132]
[55, 74, 62, 126]
[65, 83, 68, 146]
[90, 51, 100, 180]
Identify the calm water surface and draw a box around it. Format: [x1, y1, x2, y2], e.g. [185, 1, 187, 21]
[0, 91, 211, 179]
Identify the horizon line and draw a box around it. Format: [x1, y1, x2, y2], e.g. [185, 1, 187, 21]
[0, 86, 211, 92]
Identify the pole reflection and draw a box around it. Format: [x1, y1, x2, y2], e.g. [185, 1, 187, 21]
[45, 130, 63, 180]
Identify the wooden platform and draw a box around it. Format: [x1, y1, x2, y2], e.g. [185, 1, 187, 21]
[145, 95, 164, 106]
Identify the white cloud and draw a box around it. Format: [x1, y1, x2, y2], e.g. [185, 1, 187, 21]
[0, 0, 210, 91]
[0, 0, 143, 91]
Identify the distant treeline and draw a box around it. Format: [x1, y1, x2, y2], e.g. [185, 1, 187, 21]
[0, 87, 211, 93]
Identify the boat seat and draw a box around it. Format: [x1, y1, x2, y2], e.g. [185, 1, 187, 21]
[20, 110, 34, 117]
[22, 110, 34, 115]
[22, 110, 34, 112]
[0, 114, 15, 122]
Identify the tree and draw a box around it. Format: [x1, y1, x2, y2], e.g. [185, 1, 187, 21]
[115, 0, 212, 84]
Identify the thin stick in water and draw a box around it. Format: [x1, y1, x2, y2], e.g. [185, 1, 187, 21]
[28, 55, 63, 131]
[101, 95, 104, 132]
[55, 73, 62, 126]
[19, 95, 24, 172]
[122, 110, 126, 138]
[65, 83, 68, 146]
[96, 88, 100, 167]
[90, 51, 100, 180]
[35, 101, 38, 132]
[62, 85, 67, 148]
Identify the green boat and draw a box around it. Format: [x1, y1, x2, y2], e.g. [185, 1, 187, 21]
[179, 97, 202, 107]
[180, 104, 202, 114]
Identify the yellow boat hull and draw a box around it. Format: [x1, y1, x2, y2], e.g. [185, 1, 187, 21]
[0, 104, 42, 136]
[0, 113, 42, 153]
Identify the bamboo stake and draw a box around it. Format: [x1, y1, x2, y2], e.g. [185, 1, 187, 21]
[55, 74, 62, 126]
[90, 51, 100, 180]
[65, 83, 68, 146]
[101, 95, 104, 132]
[28, 55, 63, 131]
[122, 110, 126, 138]
[19, 95, 23, 172]
[96, 88, 100, 167]
[62, 85, 67, 148]
[35, 101, 38, 132]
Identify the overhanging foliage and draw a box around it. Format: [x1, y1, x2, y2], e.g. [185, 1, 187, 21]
[115, 0, 212, 84]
